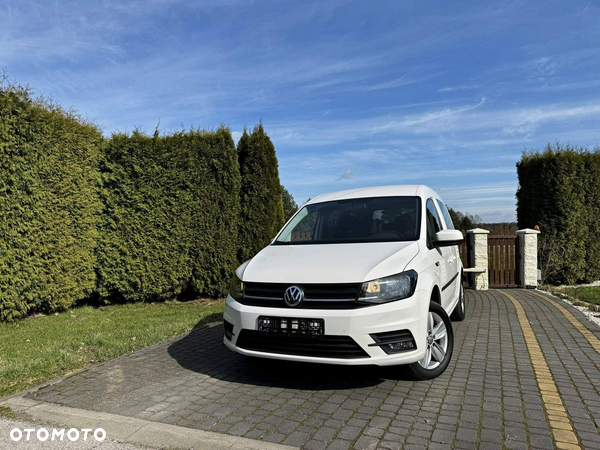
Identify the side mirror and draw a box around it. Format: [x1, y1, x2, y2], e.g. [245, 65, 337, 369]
[434, 229, 464, 247]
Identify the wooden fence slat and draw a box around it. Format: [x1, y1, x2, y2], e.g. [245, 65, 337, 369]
[487, 235, 518, 287]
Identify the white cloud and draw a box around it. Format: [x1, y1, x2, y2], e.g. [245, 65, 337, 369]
[270, 98, 600, 148]
[438, 84, 482, 93]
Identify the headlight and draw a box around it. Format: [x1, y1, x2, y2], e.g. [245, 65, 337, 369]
[357, 270, 418, 304]
[229, 273, 243, 301]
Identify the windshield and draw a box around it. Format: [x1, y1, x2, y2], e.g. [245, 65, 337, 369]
[274, 196, 421, 245]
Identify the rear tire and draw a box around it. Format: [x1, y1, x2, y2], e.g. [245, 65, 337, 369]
[450, 283, 466, 322]
[408, 301, 454, 380]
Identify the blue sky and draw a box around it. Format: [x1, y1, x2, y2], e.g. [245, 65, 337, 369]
[2, 0, 600, 222]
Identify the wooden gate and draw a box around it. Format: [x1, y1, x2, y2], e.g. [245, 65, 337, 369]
[488, 235, 519, 287]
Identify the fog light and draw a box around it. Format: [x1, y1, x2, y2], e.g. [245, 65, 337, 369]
[385, 341, 415, 352]
[369, 329, 416, 354]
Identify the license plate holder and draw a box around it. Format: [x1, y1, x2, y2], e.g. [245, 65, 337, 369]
[258, 316, 324, 337]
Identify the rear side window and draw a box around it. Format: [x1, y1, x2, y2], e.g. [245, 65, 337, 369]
[435, 199, 455, 230]
[426, 199, 442, 248]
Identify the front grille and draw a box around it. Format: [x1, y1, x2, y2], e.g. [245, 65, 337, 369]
[236, 330, 369, 359]
[240, 282, 365, 309]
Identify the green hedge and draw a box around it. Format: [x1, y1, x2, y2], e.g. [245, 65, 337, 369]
[237, 124, 284, 262]
[516, 144, 600, 284]
[97, 128, 241, 302]
[0, 83, 286, 320]
[0, 86, 102, 321]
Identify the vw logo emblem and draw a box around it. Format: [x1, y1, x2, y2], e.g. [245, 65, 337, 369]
[284, 286, 304, 307]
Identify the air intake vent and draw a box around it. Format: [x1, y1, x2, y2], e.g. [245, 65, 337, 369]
[236, 330, 369, 359]
[223, 320, 234, 341]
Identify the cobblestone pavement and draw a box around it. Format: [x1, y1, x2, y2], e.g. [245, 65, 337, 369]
[27, 290, 600, 449]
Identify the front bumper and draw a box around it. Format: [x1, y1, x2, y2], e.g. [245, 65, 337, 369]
[223, 290, 430, 366]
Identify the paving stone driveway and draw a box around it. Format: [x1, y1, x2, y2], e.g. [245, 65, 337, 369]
[28, 290, 600, 449]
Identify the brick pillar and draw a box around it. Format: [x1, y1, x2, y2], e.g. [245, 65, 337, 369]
[516, 228, 540, 289]
[466, 228, 490, 290]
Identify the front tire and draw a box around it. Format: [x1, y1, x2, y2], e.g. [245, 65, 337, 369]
[450, 283, 466, 322]
[408, 301, 454, 380]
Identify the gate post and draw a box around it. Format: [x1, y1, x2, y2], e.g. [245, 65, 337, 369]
[466, 228, 489, 290]
[516, 228, 540, 289]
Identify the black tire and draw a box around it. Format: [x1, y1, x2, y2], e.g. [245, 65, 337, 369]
[407, 301, 454, 380]
[450, 282, 466, 322]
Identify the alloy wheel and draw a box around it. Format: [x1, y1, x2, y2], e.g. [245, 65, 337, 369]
[418, 311, 448, 369]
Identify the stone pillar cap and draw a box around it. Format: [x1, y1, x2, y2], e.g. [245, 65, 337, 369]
[466, 228, 490, 234]
[516, 228, 541, 235]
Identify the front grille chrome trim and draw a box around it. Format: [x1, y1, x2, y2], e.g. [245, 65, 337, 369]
[240, 281, 364, 309]
[243, 295, 282, 301]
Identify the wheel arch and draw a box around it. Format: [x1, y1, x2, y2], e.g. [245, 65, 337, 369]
[430, 285, 441, 305]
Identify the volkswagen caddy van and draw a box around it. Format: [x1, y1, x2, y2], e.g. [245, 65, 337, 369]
[224, 185, 465, 379]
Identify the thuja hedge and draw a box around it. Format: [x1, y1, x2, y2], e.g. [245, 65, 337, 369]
[97, 128, 241, 302]
[516, 144, 600, 284]
[1, 82, 287, 320]
[0, 85, 102, 321]
[237, 124, 285, 262]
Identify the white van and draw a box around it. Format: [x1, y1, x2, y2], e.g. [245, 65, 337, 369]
[224, 185, 465, 379]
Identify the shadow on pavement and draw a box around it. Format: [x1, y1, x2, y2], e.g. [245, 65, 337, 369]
[167, 323, 416, 391]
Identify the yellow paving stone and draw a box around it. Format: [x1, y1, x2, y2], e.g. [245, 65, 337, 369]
[538, 383, 558, 392]
[553, 428, 579, 445]
[545, 395, 565, 405]
[499, 290, 582, 450]
[546, 407, 569, 416]
[556, 443, 582, 450]
[550, 420, 574, 430]
[530, 290, 600, 355]
[548, 413, 572, 421]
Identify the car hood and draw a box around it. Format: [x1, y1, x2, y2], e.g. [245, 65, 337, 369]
[240, 241, 420, 284]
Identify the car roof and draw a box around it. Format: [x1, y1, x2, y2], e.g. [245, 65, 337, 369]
[306, 185, 441, 205]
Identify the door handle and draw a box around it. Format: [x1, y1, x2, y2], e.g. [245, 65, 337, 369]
[435, 261, 440, 267]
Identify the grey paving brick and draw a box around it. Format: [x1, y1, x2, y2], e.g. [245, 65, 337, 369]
[430, 429, 454, 444]
[313, 426, 338, 442]
[455, 427, 478, 443]
[23, 290, 600, 450]
[353, 435, 379, 449]
[282, 431, 311, 446]
[326, 440, 354, 450]
[529, 433, 554, 449]
[480, 428, 502, 444]
[304, 439, 329, 450]
[363, 426, 385, 439]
